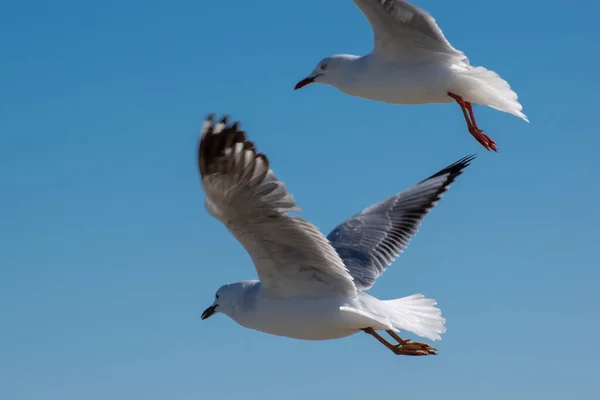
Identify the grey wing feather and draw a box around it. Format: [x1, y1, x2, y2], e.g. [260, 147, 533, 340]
[327, 155, 475, 291]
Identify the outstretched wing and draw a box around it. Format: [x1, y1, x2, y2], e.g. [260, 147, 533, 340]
[327, 155, 475, 291]
[198, 115, 356, 298]
[352, 0, 468, 64]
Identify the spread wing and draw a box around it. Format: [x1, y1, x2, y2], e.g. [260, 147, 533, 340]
[327, 155, 475, 291]
[198, 115, 356, 298]
[353, 0, 468, 64]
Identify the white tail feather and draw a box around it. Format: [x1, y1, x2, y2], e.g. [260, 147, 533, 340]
[384, 294, 447, 341]
[457, 66, 529, 122]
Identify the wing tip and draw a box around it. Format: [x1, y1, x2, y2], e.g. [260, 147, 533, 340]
[198, 113, 248, 178]
[422, 153, 476, 183]
[199, 113, 237, 139]
[197, 113, 271, 184]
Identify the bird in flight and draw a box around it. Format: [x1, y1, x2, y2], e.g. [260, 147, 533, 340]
[294, 0, 528, 151]
[198, 114, 475, 356]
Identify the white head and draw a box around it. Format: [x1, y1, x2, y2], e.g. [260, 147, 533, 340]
[201, 281, 257, 321]
[294, 54, 359, 90]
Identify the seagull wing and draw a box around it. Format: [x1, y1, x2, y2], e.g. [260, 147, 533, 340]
[198, 115, 357, 298]
[327, 155, 475, 291]
[353, 0, 469, 64]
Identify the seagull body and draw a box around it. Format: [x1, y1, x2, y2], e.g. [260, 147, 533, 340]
[294, 0, 528, 151]
[320, 54, 458, 105]
[206, 281, 439, 341]
[198, 115, 474, 356]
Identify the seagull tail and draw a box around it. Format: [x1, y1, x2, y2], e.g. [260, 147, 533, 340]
[456, 66, 529, 122]
[384, 294, 447, 341]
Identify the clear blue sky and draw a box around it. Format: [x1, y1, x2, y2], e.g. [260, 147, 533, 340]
[1, 0, 598, 399]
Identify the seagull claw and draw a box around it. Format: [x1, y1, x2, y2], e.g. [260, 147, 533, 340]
[469, 127, 498, 152]
[393, 341, 438, 356]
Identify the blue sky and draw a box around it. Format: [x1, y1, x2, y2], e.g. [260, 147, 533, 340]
[1, 0, 599, 398]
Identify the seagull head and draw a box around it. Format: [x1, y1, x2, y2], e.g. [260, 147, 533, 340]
[201, 281, 257, 321]
[294, 55, 358, 90]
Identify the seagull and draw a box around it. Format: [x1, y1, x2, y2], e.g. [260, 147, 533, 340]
[294, 0, 528, 151]
[198, 114, 475, 356]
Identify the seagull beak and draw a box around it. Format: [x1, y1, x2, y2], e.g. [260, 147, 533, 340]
[294, 76, 316, 90]
[201, 304, 217, 320]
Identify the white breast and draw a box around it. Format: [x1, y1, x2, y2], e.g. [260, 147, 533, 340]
[232, 294, 362, 341]
[339, 61, 456, 105]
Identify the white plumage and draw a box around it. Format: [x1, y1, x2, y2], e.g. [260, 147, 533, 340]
[199, 115, 475, 355]
[294, 0, 528, 151]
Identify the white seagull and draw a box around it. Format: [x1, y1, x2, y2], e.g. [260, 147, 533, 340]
[198, 114, 474, 356]
[294, 0, 528, 151]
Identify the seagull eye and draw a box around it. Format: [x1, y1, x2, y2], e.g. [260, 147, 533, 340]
[216, 294, 219, 300]
[320, 64, 327, 70]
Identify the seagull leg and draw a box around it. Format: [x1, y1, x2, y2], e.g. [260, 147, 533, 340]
[362, 328, 436, 356]
[464, 101, 498, 152]
[447, 92, 498, 152]
[385, 329, 411, 345]
[363, 328, 400, 353]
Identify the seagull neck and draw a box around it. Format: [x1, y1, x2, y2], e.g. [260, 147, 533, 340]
[325, 55, 369, 87]
[222, 280, 261, 318]
[325, 55, 374, 92]
[340, 54, 367, 69]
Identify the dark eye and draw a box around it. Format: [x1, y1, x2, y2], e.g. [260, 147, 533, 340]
[320, 64, 327, 70]
[216, 294, 219, 300]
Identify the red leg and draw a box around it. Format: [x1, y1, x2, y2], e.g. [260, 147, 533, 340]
[464, 102, 498, 152]
[447, 92, 472, 128]
[448, 92, 498, 151]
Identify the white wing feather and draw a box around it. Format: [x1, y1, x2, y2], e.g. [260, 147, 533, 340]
[353, 0, 469, 64]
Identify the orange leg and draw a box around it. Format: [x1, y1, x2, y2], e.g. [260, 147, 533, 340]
[448, 92, 498, 152]
[363, 328, 437, 356]
[386, 330, 433, 349]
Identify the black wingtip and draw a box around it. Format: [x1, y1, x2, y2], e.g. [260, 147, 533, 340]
[447, 154, 477, 172]
[198, 114, 240, 176]
[200, 113, 235, 136]
[197, 113, 257, 179]
[421, 154, 476, 183]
